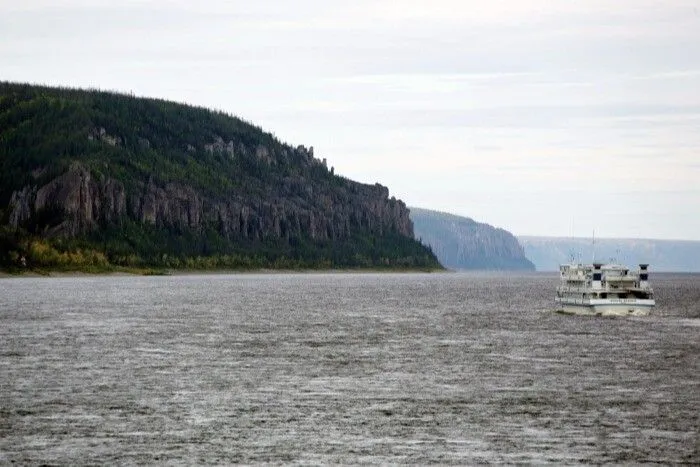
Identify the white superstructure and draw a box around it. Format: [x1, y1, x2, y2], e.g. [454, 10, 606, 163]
[555, 262, 655, 316]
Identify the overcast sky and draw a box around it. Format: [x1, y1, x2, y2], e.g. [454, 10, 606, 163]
[2, 0, 699, 240]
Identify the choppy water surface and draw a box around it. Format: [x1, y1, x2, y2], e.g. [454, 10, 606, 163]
[1, 272, 698, 464]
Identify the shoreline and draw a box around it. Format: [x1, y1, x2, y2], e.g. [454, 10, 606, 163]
[0, 267, 447, 278]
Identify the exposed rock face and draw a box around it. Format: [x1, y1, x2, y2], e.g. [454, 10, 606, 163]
[410, 207, 535, 271]
[88, 127, 122, 146]
[9, 165, 126, 237]
[204, 136, 236, 158]
[7, 164, 413, 243]
[0, 81, 436, 269]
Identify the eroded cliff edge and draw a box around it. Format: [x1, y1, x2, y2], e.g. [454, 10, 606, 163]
[0, 82, 439, 270]
[410, 207, 535, 271]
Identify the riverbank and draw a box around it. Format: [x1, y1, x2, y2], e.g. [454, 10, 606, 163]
[0, 265, 445, 278]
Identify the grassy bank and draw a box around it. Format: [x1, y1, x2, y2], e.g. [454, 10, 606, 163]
[1, 226, 443, 276]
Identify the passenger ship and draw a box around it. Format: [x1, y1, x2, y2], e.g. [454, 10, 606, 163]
[555, 262, 655, 316]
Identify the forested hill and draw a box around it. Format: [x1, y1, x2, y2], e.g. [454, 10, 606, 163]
[410, 207, 535, 271]
[0, 82, 440, 271]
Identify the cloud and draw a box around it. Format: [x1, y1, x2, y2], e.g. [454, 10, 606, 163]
[1, 0, 699, 239]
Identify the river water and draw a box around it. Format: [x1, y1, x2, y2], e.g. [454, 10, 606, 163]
[1, 272, 698, 464]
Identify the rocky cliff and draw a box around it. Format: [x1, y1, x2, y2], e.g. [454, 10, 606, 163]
[410, 207, 535, 271]
[0, 82, 438, 270]
[7, 163, 412, 244]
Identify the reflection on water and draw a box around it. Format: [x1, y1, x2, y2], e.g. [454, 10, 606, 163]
[1, 272, 698, 464]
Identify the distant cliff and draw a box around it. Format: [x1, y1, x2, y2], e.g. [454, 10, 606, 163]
[0, 82, 440, 271]
[519, 236, 700, 272]
[409, 208, 535, 271]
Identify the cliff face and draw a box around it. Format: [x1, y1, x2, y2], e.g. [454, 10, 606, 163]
[410, 207, 535, 271]
[7, 163, 412, 243]
[0, 82, 435, 269]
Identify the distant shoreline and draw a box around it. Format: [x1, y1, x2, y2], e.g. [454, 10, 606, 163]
[3, 268, 696, 279]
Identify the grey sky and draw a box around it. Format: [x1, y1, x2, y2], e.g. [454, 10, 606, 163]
[2, 0, 699, 240]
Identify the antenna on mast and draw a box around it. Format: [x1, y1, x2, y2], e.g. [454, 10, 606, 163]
[568, 217, 576, 263]
[592, 229, 596, 264]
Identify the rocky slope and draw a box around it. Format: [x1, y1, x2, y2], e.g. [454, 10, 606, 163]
[410, 207, 535, 271]
[7, 162, 412, 245]
[0, 82, 439, 270]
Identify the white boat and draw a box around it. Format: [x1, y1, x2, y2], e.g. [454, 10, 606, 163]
[555, 262, 655, 316]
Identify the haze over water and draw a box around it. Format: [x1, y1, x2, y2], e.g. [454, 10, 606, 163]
[3, 1, 699, 240]
[1, 272, 698, 464]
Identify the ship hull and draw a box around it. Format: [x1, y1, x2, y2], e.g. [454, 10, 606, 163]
[556, 299, 654, 317]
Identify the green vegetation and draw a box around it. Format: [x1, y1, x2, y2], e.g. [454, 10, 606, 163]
[0, 82, 442, 273]
[0, 225, 438, 273]
[0, 82, 324, 204]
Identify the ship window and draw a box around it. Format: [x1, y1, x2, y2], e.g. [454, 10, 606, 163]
[601, 293, 607, 298]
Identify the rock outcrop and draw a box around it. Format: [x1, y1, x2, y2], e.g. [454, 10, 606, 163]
[0, 81, 439, 269]
[9, 164, 126, 236]
[7, 163, 413, 244]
